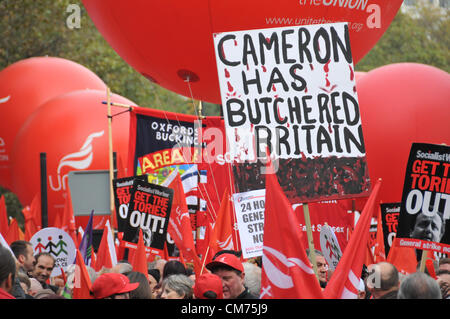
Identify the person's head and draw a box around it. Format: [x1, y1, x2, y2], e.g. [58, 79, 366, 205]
[10, 240, 35, 273]
[206, 253, 246, 299]
[162, 260, 187, 279]
[147, 268, 160, 298]
[306, 249, 328, 285]
[439, 258, 450, 272]
[367, 262, 400, 299]
[436, 269, 450, 298]
[111, 261, 133, 276]
[212, 250, 242, 260]
[32, 252, 55, 284]
[160, 274, 193, 299]
[28, 277, 43, 297]
[243, 262, 261, 297]
[193, 273, 223, 299]
[153, 258, 167, 282]
[17, 271, 31, 293]
[398, 272, 442, 299]
[410, 211, 445, 243]
[0, 245, 16, 294]
[34, 288, 58, 299]
[126, 271, 152, 299]
[64, 263, 97, 292]
[91, 272, 139, 299]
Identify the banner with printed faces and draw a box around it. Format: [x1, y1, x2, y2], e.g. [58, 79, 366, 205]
[233, 189, 266, 258]
[214, 22, 370, 203]
[396, 143, 450, 254]
[122, 179, 174, 251]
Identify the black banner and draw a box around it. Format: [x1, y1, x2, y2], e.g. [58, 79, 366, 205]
[113, 175, 146, 233]
[396, 143, 450, 254]
[122, 179, 174, 250]
[380, 202, 400, 257]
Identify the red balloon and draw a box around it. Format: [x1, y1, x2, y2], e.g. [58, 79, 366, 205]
[355, 71, 367, 82]
[10, 90, 133, 227]
[82, 0, 402, 103]
[357, 63, 450, 204]
[0, 57, 106, 191]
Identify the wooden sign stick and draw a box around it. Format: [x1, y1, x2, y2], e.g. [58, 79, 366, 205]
[419, 250, 428, 273]
[303, 203, 319, 279]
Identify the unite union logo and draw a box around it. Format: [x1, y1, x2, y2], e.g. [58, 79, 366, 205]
[48, 131, 104, 192]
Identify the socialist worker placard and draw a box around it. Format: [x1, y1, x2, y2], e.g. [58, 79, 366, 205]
[396, 143, 450, 255]
[122, 179, 174, 251]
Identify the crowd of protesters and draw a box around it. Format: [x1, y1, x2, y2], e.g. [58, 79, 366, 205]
[0, 240, 449, 299]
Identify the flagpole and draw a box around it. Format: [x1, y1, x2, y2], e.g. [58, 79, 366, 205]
[106, 88, 116, 232]
[200, 246, 210, 275]
[196, 101, 203, 256]
[303, 203, 319, 279]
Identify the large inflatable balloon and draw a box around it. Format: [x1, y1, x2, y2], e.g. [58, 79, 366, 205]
[0, 57, 106, 191]
[10, 89, 133, 228]
[82, 0, 402, 104]
[357, 63, 450, 204]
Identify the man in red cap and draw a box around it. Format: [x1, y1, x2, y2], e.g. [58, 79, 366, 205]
[206, 253, 258, 299]
[193, 273, 223, 299]
[91, 273, 139, 299]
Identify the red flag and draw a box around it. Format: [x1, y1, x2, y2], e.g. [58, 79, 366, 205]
[30, 193, 42, 230]
[22, 193, 41, 241]
[94, 221, 117, 272]
[260, 160, 323, 299]
[387, 238, 417, 275]
[72, 249, 93, 299]
[56, 191, 78, 245]
[5, 218, 24, 244]
[323, 179, 382, 299]
[0, 195, 8, 236]
[208, 187, 236, 255]
[365, 242, 375, 266]
[90, 249, 97, 271]
[162, 170, 202, 277]
[131, 229, 148, 276]
[373, 206, 386, 263]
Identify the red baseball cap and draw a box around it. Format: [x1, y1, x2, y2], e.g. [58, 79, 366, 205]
[206, 253, 244, 273]
[91, 273, 139, 299]
[194, 273, 224, 299]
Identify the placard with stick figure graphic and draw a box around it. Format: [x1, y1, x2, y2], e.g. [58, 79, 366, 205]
[30, 227, 76, 277]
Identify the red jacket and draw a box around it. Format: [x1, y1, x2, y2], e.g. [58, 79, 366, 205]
[0, 288, 15, 299]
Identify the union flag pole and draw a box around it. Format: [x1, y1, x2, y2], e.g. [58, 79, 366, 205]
[106, 88, 116, 231]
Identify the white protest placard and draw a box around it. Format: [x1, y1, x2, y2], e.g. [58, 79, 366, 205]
[232, 189, 266, 258]
[214, 22, 370, 204]
[30, 227, 76, 276]
[319, 223, 342, 270]
[214, 22, 364, 161]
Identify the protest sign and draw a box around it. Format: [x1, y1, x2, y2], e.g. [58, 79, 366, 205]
[30, 227, 76, 276]
[319, 223, 342, 271]
[128, 107, 212, 233]
[129, 108, 200, 179]
[396, 143, 450, 254]
[214, 22, 370, 203]
[380, 202, 401, 257]
[232, 189, 266, 258]
[122, 179, 174, 251]
[294, 200, 353, 252]
[113, 175, 146, 232]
